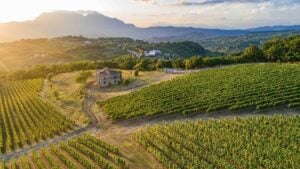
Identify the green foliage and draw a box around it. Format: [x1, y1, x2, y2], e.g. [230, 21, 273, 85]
[133, 69, 139, 77]
[32, 151, 46, 169]
[134, 58, 155, 71]
[1, 161, 6, 169]
[75, 70, 93, 84]
[0, 79, 74, 153]
[123, 79, 130, 85]
[3, 60, 117, 81]
[46, 73, 54, 82]
[41, 148, 60, 169]
[242, 45, 265, 62]
[184, 56, 204, 69]
[100, 64, 300, 119]
[116, 55, 137, 70]
[142, 41, 208, 58]
[263, 35, 300, 62]
[136, 115, 300, 169]
[171, 59, 184, 69]
[196, 30, 300, 54]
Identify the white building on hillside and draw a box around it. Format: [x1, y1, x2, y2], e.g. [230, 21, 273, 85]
[145, 50, 162, 57]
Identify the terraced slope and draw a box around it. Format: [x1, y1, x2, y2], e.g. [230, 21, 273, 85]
[135, 115, 300, 169]
[0, 79, 74, 154]
[2, 134, 128, 169]
[100, 63, 300, 119]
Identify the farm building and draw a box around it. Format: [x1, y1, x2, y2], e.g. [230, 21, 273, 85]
[96, 68, 122, 88]
[145, 50, 162, 57]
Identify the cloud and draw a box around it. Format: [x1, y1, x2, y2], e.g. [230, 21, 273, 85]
[133, 0, 158, 4]
[133, 0, 300, 6]
[134, 0, 152, 2]
[176, 0, 271, 6]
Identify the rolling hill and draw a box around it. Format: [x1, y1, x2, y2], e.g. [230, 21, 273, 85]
[100, 63, 300, 119]
[136, 115, 300, 169]
[0, 37, 211, 69]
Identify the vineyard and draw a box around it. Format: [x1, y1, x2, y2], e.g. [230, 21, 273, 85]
[0, 79, 74, 154]
[135, 115, 300, 169]
[2, 134, 128, 169]
[100, 63, 300, 119]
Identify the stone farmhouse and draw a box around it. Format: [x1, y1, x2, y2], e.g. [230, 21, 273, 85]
[96, 68, 122, 88]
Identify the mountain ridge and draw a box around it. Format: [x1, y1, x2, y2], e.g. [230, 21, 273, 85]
[0, 11, 299, 42]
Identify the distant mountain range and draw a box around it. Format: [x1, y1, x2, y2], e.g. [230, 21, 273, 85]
[0, 11, 300, 42]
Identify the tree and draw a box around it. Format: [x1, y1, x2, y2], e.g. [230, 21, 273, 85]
[47, 73, 54, 82]
[242, 45, 265, 62]
[123, 79, 130, 85]
[75, 71, 92, 84]
[171, 59, 184, 69]
[262, 37, 287, 62]
[117, 55, 137, 70]
[133, 69, 139, 76]
[156, 59, 164, 70]
[184, 57, 203, 69]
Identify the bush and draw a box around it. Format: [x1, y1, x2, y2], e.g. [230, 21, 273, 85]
[133, 69, 139, 76]
[123, 79, 130, 85]
[75, 71, 92, 84]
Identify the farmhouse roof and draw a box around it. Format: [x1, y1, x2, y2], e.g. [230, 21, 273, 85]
[97, 68, 120, 76]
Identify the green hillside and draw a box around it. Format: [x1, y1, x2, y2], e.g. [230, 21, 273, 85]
[100, 63, 300, 119]
[0, 36, 210, 70]
[0, 37, 133, 69]
[135, 115, 300, 169]
[156, 30, 300, 54]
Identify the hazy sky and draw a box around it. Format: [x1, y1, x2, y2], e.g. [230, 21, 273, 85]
[0, 0, 299, 28]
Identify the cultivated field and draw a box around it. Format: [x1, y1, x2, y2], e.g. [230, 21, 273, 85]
[1, 64, 299, 169]
[0, 79, 74, 153]
[135, 115, 300, 169]
[2, 134, 128, 169]
[100, 63, 300, 119]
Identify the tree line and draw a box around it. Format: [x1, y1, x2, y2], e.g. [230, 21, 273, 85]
[0, 35, 298, 82]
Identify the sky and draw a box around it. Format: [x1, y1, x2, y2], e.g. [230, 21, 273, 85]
[0, 0, 299, 29]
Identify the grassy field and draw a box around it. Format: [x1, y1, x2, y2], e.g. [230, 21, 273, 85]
[45, 72, 90, 127]
[100, 63, 300, 119]
[47, 69, 182, 126]
[135, 115, 300, 169]
[94, 70, 183, 101]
